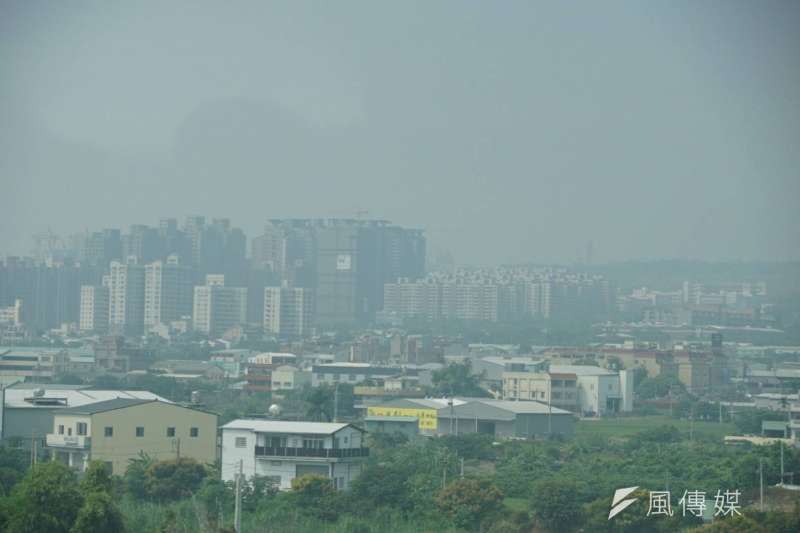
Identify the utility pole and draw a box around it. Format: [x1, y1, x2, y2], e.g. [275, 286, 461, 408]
[333, 384, 339, 423]
[176, 438, 181, 460]
[780, 442, 784, 486]
[30, 431, 36, 466]
[448, 396, 454, 436]
[719, 401, 723, 424]
[669, 387, 674, 418]
[547, 378, 552, 436]
[460, 457, 464, 478]
[234, 459, 243, 532]
[759, 458, 764, 512]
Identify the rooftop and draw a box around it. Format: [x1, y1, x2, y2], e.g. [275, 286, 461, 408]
[549, 365, 616, 376]
[57, 398, 154, 415]
[4, 388, 167, 409]
[222, 419, 360, 435]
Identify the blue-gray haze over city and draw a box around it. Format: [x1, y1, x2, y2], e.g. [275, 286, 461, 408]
[1, 0, 799, 263]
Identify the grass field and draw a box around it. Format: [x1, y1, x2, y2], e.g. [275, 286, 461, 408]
[503, 497, 528, 513]
[575, 416, 736, 441]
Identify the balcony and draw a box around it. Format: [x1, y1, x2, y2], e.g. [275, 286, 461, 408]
[255, 446, 370, 459]
[46, 434, 91, 449]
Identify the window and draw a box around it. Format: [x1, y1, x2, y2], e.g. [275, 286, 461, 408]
[348, 374, 356, 381]
[104, 426, 113, 437]
[136, 427, 144, 437]
[167, 427, 175, 437]
[235, 437, 247, 448]
[190, 427, 199, 438]
[302, 438, 324, 449]
[77, 422, 87, 436]
[58, 425, 64, 435]
[268, 436, 287, 448]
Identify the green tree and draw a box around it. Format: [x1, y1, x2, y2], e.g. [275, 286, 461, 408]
[304, 386, 333, 421]
[5, 462, 83, 533]
[636, 374, 686, 400]
[144, 458, 208, 501]
[430, 361, 490, 397]
[70, 491, 125, 533]
[435, 478, 504, 531]
[124, 452, 153, 499]
[290, 474, 341, 521]
[529, 478, 586, 532]
[733, 408, 787, 435]
[80, 461, 113, 494]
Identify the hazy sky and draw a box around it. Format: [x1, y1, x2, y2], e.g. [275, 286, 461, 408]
[2, 1, 798, 264]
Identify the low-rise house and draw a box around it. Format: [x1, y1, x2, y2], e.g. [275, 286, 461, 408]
[221, 420, 368, 490]
[367, 397, 575, 438]
[362, 415, 420, 441]
[502, 365, 635, 416]
[311, 363, 404, 387]
[46, 398, 217, 475]
[0, 383, 165, 447]
[271, 365, 311, 392]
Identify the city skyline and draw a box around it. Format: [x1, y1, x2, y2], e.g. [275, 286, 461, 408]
[2, 1, 799, 264]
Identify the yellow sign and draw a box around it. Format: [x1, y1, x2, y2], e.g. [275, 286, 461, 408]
[367, 406, 438, 430]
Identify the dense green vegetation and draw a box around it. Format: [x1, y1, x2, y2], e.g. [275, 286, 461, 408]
[2, 424, 799, 532]
[576, 416, 737, 441]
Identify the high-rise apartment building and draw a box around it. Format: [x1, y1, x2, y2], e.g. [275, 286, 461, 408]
[258, 219, 425, 326]
[85, 229, 122, 266]
[192, 275, 247, 337]
[263, 285, 313, 338]
[144, 255, 193, 329]
[108, 259, 146, 336]
[79, 285, 109, 333]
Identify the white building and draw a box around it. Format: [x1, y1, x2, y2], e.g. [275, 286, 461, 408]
[193, 275, 247, 337]
[311, 362, 403, 387]
[263, 286, 314, 338]
[271, 365, 311, 391]
[220, 420, 368, 490]
[79, 286, 109, 333]
[502, 364, 634, 417]
[144, 255, 192, 329]
[109, 259, 146, 336]
[0, 299, 23, 327]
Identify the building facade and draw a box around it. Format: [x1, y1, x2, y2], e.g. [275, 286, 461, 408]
[193, 275, 247, 337]
[221, 420, 368, 490]
[46, 398, 217, 475]
[79, 286, 109, 333]
[263, 286, 314, 337]
[108, 259, 146, 336]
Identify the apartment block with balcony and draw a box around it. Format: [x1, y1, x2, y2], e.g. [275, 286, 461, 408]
[46, 398, 217, 475]
[221, 420, 368, 490]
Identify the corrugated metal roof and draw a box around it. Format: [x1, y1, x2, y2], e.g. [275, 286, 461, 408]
[3, 388, 168, 409]
[221, 419, 360, 435]
[57, 398, 154, 415]
[549, 365, 616, 376]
